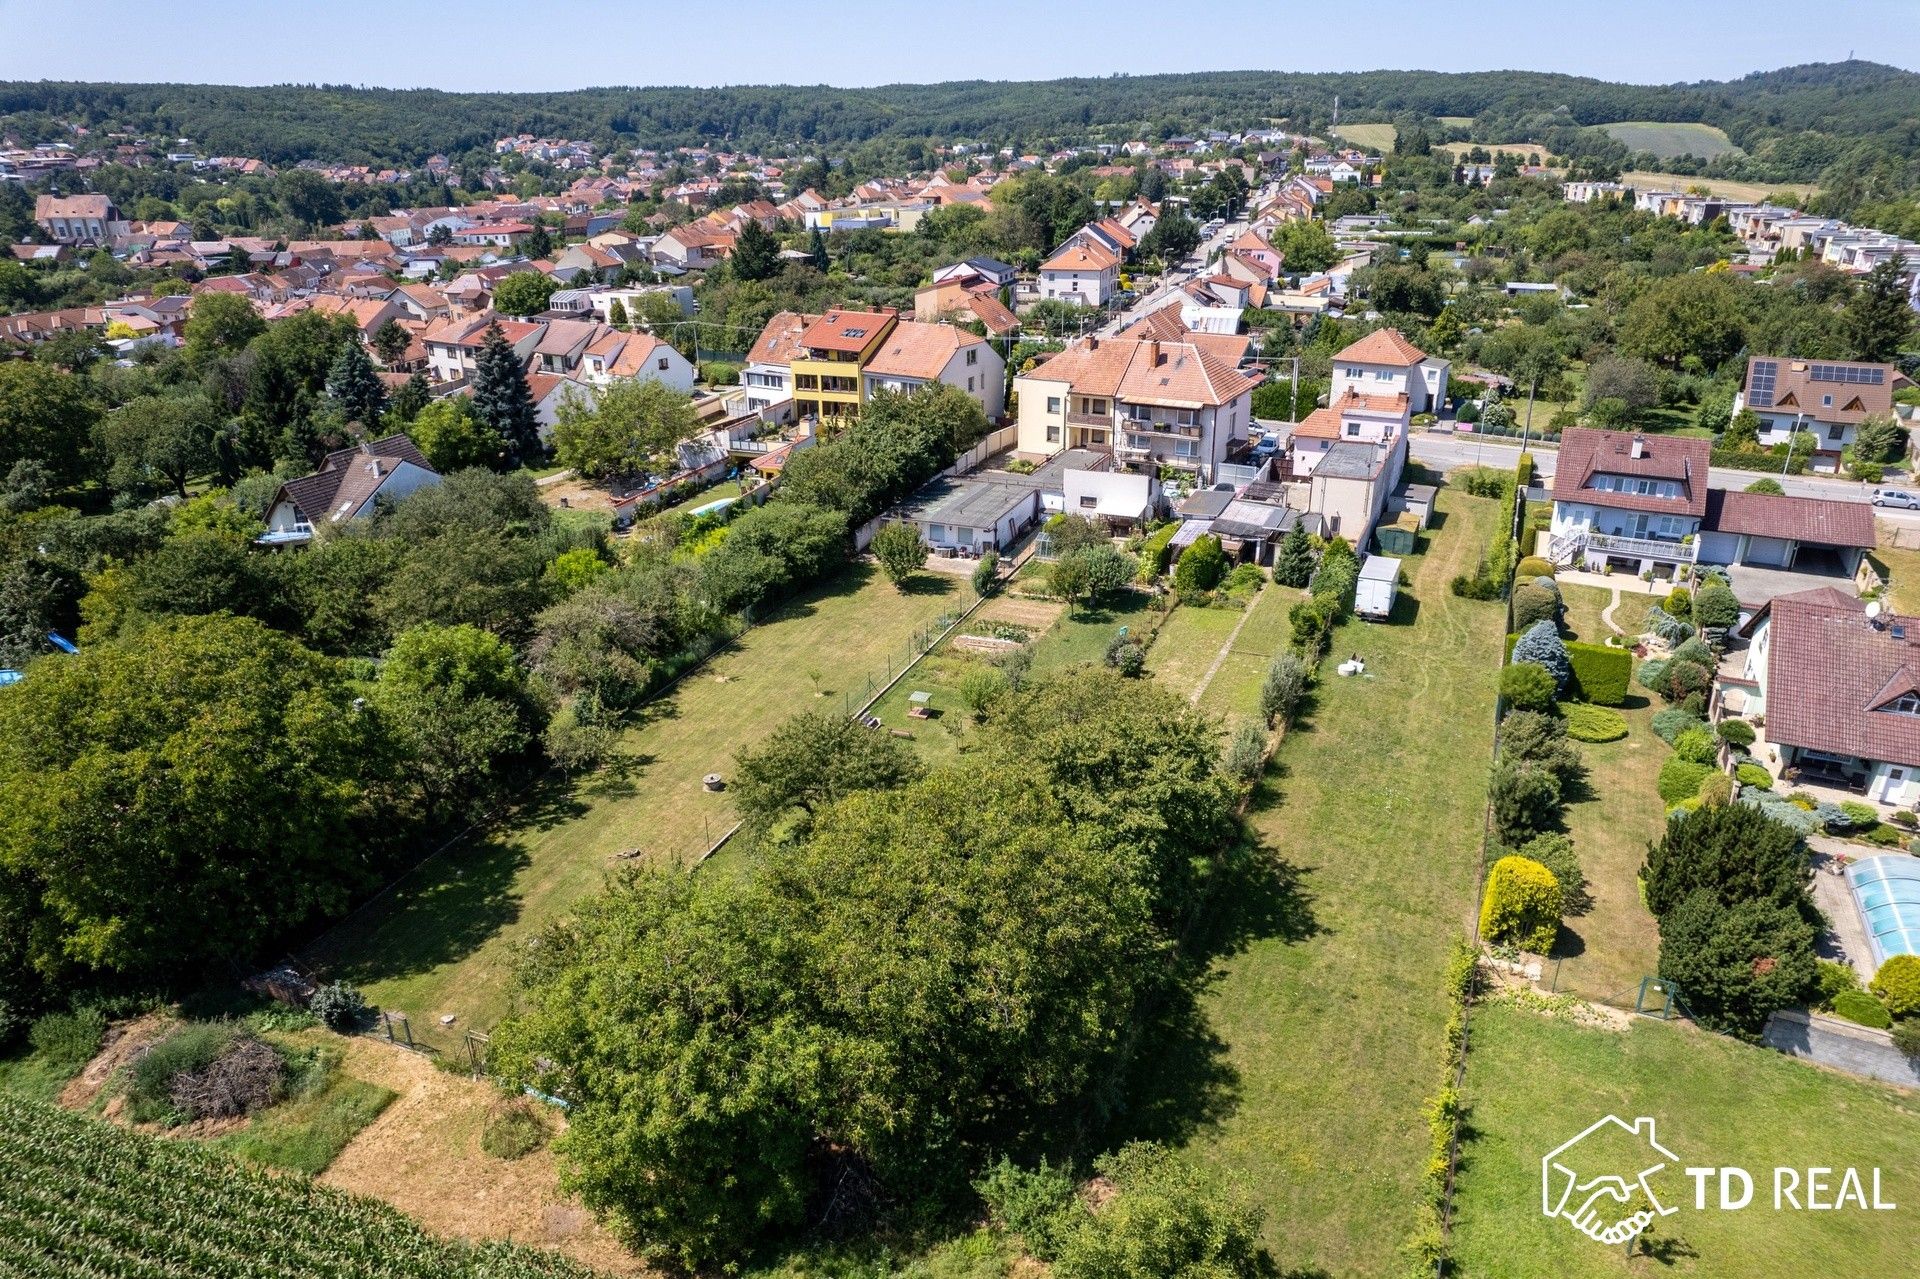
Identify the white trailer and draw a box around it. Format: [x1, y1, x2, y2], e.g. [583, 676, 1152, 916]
[1355, 554, 1401, 621]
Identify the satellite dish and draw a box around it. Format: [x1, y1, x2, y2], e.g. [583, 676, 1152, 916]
[1867, 600, 1884, 620]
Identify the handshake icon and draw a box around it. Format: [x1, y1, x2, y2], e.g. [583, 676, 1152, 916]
[1541, 1116, 1682, 1246]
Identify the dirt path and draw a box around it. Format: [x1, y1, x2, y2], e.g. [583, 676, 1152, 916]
[1186, 584, 1266, 706]
[320, 1038, 649, 1274]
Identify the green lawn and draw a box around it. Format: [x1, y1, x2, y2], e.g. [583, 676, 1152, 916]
[1137, 487, 1507, 1278]
[1193, 582, 1297, 726]
[1868, 531, 1920, 615]
[213, 1064, 397, 1175]
[1145, 601, 1248, 700]
[1029, 588, 1160, 675]
[308, 565, 970, 1053]
[1452, 1004, 1920, 1278]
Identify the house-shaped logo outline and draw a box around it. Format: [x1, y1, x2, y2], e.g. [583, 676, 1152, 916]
[1541, 1114, 1681, 1244]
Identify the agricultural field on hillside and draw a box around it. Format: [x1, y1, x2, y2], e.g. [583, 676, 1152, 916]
[1332, 122, 1397, 151]
[1621, 170, 1816, 202]
[1451, 1004, 1920, 1278]
[0, 1093, 603, 1278]
[1602, 120, 1742, 159]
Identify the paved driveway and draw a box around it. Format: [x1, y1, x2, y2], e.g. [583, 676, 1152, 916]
[1724, 559, 1857, 609]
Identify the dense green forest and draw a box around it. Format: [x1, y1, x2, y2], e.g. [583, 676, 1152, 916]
[3, 60, 1918, 194]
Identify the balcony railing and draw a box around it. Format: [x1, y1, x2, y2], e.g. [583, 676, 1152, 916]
[1066, 408, 1111, 427]
[1582, 532, 1698, 561]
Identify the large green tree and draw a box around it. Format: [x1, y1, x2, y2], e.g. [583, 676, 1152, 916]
[470, 323, 542, 466]
[377, 622, 533, 821]
[182, 291, 266, 370]
[405, 396, 504, 472]
[94, 393, 217, 498]
[0, 615, 386, 985]
[0, 362, 94, 488]
[550, 379, 701, 481]
[324, 340, 387, 428]
[732, 708, 924, 830]
[729, 219, 781, 282]
[493, 270, 560, 318]
[1843, 254, 1915, 363]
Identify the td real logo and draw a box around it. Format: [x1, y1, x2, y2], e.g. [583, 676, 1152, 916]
[1541, 1115, 1896, 1246]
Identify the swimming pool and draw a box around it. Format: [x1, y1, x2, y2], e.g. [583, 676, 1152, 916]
[1846, 855, 1920, 969]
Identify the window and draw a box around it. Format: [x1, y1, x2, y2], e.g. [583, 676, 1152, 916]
[1046, 396, 1062, 414]
[967, 376, 976, 392]
[1883, 693, 1920, 716]
[966, 348, 978, 366]
[1822, 395, 1834, 407]
[1828, 425, 1844, 442]
[657, 358, 669, 371]
[1079, 495, 1097, 509]
[1346, 423, 1361, 437]
[1046, 424, 1060, 442]
[1175, 441, 1197, 458]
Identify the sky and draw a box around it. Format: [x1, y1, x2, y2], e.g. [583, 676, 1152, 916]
[1, 0, 1915, 92]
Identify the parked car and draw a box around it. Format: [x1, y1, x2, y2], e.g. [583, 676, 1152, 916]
[1872, 488, 1920, 509]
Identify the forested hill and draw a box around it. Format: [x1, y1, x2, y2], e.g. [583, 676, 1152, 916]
[2, 60, 1917, 184]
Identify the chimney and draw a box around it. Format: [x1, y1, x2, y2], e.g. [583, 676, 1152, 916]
[1087, 335, 1098, 350]
[1630, 435, 1646, 459]
[1148, 339, 1162, 366]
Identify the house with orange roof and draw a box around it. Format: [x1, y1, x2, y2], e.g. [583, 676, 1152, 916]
[1287, 328, 1448, 479]
[790, 307, 900, 420]
[1014, 332, 1261, 480]
[1038, 240, 1120, 306]
[863, 320, 1005, 420]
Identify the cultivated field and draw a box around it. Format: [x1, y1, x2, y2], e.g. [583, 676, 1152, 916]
[1331, 122, 1397, 152]
[1143, 488, 1507, 1277]
[309, 564, 971, 1053]
[1621, 170, 1816, 203]
[1602, 120, 1741, 160]
[1451, 1004, 1920, 1278]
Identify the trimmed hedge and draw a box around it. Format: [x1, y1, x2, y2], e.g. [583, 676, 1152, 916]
[1515, 555, 1555, 579]
[1480, 855, 1561, 953]
[1657, 756, 1714, 804]
[1832, 990, 1893, 1030]
[1563, 702, 1628, 743]
[1566, 641, 1631, 706]
[1135, 522, 1178, 581]
[1734, 762, 1773, 790]
[1713, 446, 1807, 476]
[1716, 719, 1756, 748]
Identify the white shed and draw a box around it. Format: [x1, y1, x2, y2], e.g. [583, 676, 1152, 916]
[1355, 555, 1401, 620]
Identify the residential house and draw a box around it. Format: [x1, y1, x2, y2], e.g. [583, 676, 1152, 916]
[1037, 241, 1120, 306]
[260, 435, 440, 546]
[1561, 180, 1625, 204]
[788, 307, 900, 421]
[1287, 328, 1447, 479]
[1545, 427, 1874, 577]
[743, 310, 810, 413]
[421, 315, 544, 383]
[1728, 589, 1920, 809]
[862, 320, 1006, 420]
[34, 193, 122, 245]
[1734, 356, 1903, 472]
[1013, 331, 1260, 481]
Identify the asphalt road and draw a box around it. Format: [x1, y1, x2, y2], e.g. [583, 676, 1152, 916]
[1407, 432, 1920, 529]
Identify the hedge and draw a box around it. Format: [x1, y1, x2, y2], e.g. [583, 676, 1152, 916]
[1712, 447, 1807, 476]
[1566, 641, 1631, 706]
[1734, 762, 1773, 789]
[1657, 756, 1714, 804]
[1515, 555, 1555, 579]
[1563, 702, 1628, 743]
[1135, 522, 1178, 580]
[1832, 990, 1893, 1030]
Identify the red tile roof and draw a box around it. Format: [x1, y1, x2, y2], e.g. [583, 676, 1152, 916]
[1704, 489, 1874, 548]
[1551, 427, 1711, 518]
[799, 308, 897, 354]
[1334, 328, 1428, 367]
[1749, 588, 1920, 768]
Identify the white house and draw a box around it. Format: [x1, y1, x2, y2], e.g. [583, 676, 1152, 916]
[861, 320, 1006, 420]
[742, 310, 808, 413]
[1734, 356, 1902, 473]
[34, 193, 123, 245]
[1287, 328, 1446, 480]
[1037, 241, 1120, 307]
[260, 436, 440, 546]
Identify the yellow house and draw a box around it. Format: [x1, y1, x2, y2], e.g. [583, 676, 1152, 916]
[790, 307, 899, 420]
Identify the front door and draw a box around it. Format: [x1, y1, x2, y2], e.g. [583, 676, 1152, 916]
[1882, 767, 1907, 804]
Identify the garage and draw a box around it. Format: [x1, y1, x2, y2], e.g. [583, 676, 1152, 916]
[1741, 534, 1794, 567]
[1696, 530, 1742, 565]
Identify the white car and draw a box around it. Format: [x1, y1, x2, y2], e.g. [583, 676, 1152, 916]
[1872, 488, 1920, 509]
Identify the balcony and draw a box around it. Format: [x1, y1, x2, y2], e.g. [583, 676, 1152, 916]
[1582, 532, 1698, 562]
[1066, 408, 1112, 427]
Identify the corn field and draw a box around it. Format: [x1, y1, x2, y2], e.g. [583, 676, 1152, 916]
[0, 1094, 601, 1278]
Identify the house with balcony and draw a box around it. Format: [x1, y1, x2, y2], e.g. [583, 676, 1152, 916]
[1037, 241, 1120, 306]
[789, 307, 899, 421]
[1287, 328, 1445, 487]
[1546, 428, 1711, 575]
[1012, 333, 1260, 481]
[259, 436, 440, 546]
[1728, 588, 1920, 810]
[1733, 356, 1903, 472]
[34, 193, 123, 245]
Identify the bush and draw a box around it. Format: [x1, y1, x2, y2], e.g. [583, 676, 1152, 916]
[1260, 652, 1310, 728]
[1566, 641, 1631, 705]
[309, 982, 370, 1033]
[1672, 727, 1719, 765]
[1515, 556, 1555, 580]
[1696, 770, 1735, 808]
[1500, 662, 1557, 714]
[1644, 606, 1695, 646]
[1511, 583, 1561, 632]
[168, 1035, 286, 1122]
[1499, 710, 1582, 784]
[1479, 856, 1562, 953]
[1516, 832, 1590, 915]
[1104, 633, 1147, 677]
[975, 1157, 1076, 1258]
[1862, 823, 1907, 848]
[1734, 762, 1773, 789]
[1651, 708, 1706, 745]
[1665, 586, 1692, 617]
[1223, 718, 1268, 785]
[1658, 658, 1713, 706]
[1172, 534, 1227, 594]
[1816, 958, 1862, 1008]
[1716, 719, 1756, 748]
[481, 1101, 552, 1160]
[1840, 799, 1883, 830]
[27, 1008, 107, 1074]
[1895, 1019, 1920, 1059]
[1657, 757, 1714, 804]
[1872, 955, 1920, 1017]
[958, 666, 1010, 720]
[1490, 760, 1561, 844]
[1832, 990, 1894, 1029]
[1671, 636, 1714, 668]
[1693, 582, 1740, 630]
[971, 549, 1000, 596]
[1636, 658, 1670, 692]
[1895, 809, 1919, 829]
[1562, 702, 1628, 743]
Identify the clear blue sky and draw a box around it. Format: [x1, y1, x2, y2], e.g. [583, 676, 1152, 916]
[2, 0, 1913, 91]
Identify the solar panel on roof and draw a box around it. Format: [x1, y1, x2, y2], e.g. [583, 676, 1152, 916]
[1749, 359, 1778, 407]
[1809, 363, 1884, 385]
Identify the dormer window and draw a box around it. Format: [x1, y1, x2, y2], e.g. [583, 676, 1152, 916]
[1883, 693, 1920, 716]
